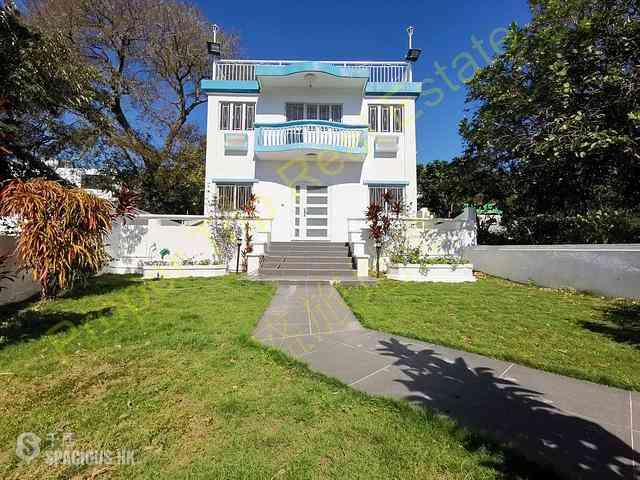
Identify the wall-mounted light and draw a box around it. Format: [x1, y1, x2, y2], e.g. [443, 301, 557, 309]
[304, 73, 316, 88]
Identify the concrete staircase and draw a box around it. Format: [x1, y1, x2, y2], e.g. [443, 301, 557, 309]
[258, 241, 357, 280]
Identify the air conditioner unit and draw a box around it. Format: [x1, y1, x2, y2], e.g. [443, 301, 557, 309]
[224, 133, 248, 155]
[374, 135, 399, 157]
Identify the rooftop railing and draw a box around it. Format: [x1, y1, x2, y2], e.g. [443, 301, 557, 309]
[214, 60, 411, 83]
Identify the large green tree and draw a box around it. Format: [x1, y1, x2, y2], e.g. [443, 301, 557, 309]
[0, 2, 96, 180]
[26, 0, 238, 213]
[460, 0, 640, 219]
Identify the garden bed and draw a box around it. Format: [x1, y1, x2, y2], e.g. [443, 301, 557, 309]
[387, 263, 475, 283]
[142, 263, 226, 279]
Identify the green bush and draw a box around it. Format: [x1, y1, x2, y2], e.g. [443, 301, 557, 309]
[480, 209, 640, 245]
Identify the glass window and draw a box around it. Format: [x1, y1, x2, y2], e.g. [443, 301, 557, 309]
[369, 185, 404, 208]
[319, 104, 330, 121]
[368, 105, 378, 131]
[368, 104, 403, 132]
[232, 103, 243, 130]
[220, 102, 255, 131]
[216, 183, 253, 211]
[306, 104, 319, 120]
[245, 104, 255, 130]
[330, 104, 342, 122]
[393, 106, 403, 132]
[286, 103, 342, 122]
[381, 106, 390, 132]
[220, 103, 231, 130]
[286, 103, 304, 121]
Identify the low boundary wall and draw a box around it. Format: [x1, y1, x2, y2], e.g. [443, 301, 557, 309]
[464, 244, 640, 299]
[0, 236, 39, 306]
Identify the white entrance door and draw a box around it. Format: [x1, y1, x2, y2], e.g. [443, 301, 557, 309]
[294, 185, 329, 240]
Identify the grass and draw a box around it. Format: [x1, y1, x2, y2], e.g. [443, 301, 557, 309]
[0, 274, 553, 479]
[337, 275, 640, 391]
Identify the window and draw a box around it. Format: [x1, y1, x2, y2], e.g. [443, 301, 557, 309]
[368, 105, 378, 132]
[219, 102, 256, 131]
[216, 183, 252, 211]
[381, 106, 390, 132]
[368, 105, 403, 132]
[286, 103, 304, 121]
[245, 104, 255, 130]
[369, 185, 404, 208]
[286, 103, 342, 122]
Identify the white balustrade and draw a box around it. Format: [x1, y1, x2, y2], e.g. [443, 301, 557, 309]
[214, 60, 410, 82]
[256, 123, 367, 151]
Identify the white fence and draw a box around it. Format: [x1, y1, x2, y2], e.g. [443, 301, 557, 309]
[214, 60, 411, 83]
[0, 235, 39, 306]
[465, 244, 640, 299]
[106, 215, 273, 274]
[348, 208, 478, 270]
[256, 123, 367, 150]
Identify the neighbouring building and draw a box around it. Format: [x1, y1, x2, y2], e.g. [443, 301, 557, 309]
[201, 33, 422, 243]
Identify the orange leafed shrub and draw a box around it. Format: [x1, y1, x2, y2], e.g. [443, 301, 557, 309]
[0, 179, 135, 298]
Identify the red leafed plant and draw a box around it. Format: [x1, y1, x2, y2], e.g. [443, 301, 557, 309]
[0, 179, 138, 299]
[240, 194, 258, 271]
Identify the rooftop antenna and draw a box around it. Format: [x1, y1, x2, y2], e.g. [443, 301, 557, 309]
[405, 26, 421, 62]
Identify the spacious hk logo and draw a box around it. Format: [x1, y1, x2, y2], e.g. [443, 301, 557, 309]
[16, 432, 41, 463]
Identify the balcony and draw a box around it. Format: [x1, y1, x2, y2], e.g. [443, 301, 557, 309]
[254, 120, 368, 162]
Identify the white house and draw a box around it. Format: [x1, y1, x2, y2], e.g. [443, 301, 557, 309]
[201, 43, 422, 244]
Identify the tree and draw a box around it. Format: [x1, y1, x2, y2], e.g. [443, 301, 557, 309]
[417, 160, 467, 218]
[26, 0, 239, 213]
[460, 0, 640, 220]
[0, 179, 138, 299]
[0, 2, 97, 180]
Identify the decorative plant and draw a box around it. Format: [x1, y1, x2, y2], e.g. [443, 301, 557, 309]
[159, 248, 171, 261]
[0, 179, 138, 299]
[208, 195, 240, 266]
[366, 192, 392, 278]
[240, 194, 258, 272]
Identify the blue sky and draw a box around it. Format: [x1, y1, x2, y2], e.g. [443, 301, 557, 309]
[193, 0, 532, 164]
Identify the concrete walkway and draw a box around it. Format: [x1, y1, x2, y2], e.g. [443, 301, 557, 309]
[254, 283, 639, 480]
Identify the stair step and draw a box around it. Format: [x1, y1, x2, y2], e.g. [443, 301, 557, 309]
[262, 262, 353, 270]
[259, 268, 357, 277]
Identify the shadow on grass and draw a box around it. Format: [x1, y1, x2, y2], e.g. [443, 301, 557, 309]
[62, 274, 141, 300]
[580, 302, 640, 347]
[377, 338, 637, 480]
[0, 307, 114, 349]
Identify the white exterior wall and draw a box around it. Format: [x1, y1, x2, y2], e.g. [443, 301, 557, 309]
[204, 86, 418, 243]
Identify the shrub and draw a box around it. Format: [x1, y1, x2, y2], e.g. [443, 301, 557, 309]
[480, 210, 640, 245]
[0, 179, 137, 299]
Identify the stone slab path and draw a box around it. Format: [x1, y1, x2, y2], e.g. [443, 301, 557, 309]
[254, 283, 639, 480]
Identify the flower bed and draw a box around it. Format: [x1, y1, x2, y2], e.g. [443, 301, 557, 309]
[387, 263, 475, 283]
[387, 256, 475, 283]
[142, 259, 226, 279]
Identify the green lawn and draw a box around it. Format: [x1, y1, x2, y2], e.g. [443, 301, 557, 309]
[337, 275, 640, 391]
[0, 275, 551, 479]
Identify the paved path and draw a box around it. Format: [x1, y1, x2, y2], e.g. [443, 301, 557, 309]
[254, 283, 639, 480]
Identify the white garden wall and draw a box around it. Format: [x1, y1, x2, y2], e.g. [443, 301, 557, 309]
[0, 235, 40, 306]
[464, 244, 640, 299]
[106, 215, 272, 274]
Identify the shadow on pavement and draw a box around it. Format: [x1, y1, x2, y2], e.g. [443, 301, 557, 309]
[377, 337, 638, 480]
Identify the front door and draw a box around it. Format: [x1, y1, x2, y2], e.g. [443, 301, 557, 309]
[294, 185, 329, 240]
